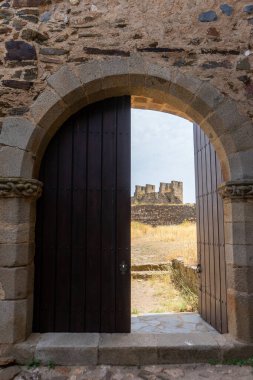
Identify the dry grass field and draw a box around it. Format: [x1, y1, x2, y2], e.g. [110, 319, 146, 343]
[131, 221, 198, 314]
[131, 221, 197, 266]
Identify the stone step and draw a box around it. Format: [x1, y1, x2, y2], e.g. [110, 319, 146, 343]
[13, 332, 253, 366]
[131, 270, 170, 279]
[131, 262, 171, 271]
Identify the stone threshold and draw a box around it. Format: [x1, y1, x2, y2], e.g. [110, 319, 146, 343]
[13, 332, 253, 366]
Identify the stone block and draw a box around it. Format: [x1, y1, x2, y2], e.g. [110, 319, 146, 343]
[75, 60, 102, 87]
[0, 221, 35, 244]
[0, 299, 29, 343]
[0, 146, 34, 178]
[226, 264, 253, 293]
[99, 333, 157, 365]
[100, 57, 129, 77]
[0, 366, 21, 380]
[0, 263, 33, 300]
[0, 198, 35, 225]
[228, 149, 253, 180]
[203, 100, 248, 139]
[225, 243, 253, 266]
[0, 117, 39, 153]
[5, 40, 36, 61]
[129, 53, 147, 75]
[217, 122, 253, 155]
[224, 199, 253, 223]
[36, 333, 99, 365]
[47, 66, 86, 107]
[191, 82, 224, 121]
[227, 289, 253, 342]
[0, 243, 34, 268]
[147, 63, 173, 83]
[225, 221, 253, 245]
[13, 333, 40, 364]
[30, 88, 67, 130]
[157, 333, 221, 363]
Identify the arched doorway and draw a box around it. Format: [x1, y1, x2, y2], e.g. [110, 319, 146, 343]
[1, 58, 252, 344]
[33, 95, 227, 334]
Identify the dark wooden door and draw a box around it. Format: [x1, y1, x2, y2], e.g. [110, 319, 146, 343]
[193, 123, 228, 333]
[33, 97, 131, 333]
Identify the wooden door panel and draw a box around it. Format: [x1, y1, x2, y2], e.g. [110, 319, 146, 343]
[34, 96, 131, 333]
[193, 123, 228, 334]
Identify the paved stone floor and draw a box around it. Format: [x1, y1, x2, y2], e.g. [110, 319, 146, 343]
[131, 312, 218, 334]
[8, 363, 253, 379]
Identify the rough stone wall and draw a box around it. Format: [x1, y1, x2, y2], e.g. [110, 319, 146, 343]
[131, 204, 196, 226]
[0, 1, 253, 121]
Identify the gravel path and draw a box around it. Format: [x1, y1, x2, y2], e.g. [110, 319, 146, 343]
[3, 363, 253, 380]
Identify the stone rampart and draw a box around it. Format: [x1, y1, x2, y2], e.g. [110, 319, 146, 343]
[131, 204, 196, 226]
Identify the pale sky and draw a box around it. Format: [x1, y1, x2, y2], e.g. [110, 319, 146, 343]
[131, 109, 196, 204]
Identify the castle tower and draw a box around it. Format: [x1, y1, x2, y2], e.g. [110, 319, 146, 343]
[159, 182, 172, 194]
[170, 181, 183, 203]
[145, 184, 155, 194]
[134, 185, 146, 197]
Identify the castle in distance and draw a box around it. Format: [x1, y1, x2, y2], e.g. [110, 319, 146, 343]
[132, 181, 183, 204]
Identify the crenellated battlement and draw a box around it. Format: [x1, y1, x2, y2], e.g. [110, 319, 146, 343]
[133, 181, 183, 204]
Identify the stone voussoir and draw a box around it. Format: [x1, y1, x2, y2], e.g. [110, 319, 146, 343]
[47, 65, 86, 107]
[30, 88, 67, 130]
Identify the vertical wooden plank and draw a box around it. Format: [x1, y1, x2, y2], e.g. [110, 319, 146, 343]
[100, 99, 117, 332]
[54, 122, 73, 332]
[193, 123, 228, 334]
[217, 163, 228, 333]
[85, 104, 102, 332]
[70, 111, 88, 332]
[207, 140, 216, 328]
[193, 124, 201, 313]
[115, 96, 131, 333]
[35, 138, 58, 332]
[212, 147, 222, 332]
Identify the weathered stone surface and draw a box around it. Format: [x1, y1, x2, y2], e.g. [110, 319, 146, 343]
[0, 8, 13, 21]
[220, 4, 233, 16]
[30, 88, 67, 130]
[0, 243, 34, 267]
[0, 366, 20, 380]
[47, 66, 85, 106]
[0, 299, 29, 343]
[36, 333, 99, 365]
[131, 204, 196, 226]
[40, 47, 68, 56]
[0, 26, 11, 34]
[21, 28, 48, 43]
[0, 264, 33, 300]
[2, 80, 33, 90]
[198, 11, 217, 22]
[39, 10, 51, 22]
[236, 58, 251, 71]
[243, 4, 253, 14]
[5, 40, 37, 61]
[84, 47, 130, 57]
[13, 0, 50, 7]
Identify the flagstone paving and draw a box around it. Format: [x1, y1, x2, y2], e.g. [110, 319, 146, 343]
[131, 313, 218, 334]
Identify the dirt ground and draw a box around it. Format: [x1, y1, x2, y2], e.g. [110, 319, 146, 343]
[131, 275, 195, 314]
[131, 222, 198, 314]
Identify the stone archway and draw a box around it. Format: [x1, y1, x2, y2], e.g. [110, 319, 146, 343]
[0, 56, 253, 344]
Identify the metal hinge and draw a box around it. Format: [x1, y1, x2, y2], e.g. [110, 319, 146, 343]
[196, 264, 202, 273]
